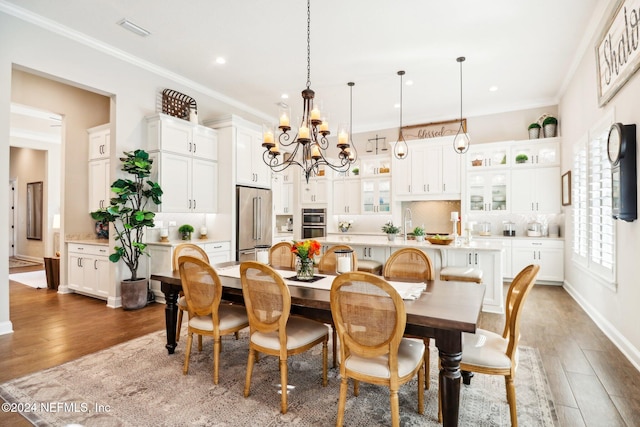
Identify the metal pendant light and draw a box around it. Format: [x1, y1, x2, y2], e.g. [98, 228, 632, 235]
[347, 81, 358, 162]
[453, 57, 470, 154]
[393, 70, 408, 160]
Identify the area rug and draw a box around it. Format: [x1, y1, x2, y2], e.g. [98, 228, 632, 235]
[9, 258, 42, 269]
[8, 270, 48, 289]
[0, 330, 558, 426]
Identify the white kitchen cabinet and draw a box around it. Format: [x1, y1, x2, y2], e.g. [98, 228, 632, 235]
[511, 239, 564, 282]
[146, 113, 217, 161]
[88, 158, 110, 212]
[88, 124, 110, 160]
[350, 244, 389, 265]
[273, 169, 295, 214]
[361, 156, 391, 176]
[67, 242, 110, 300]
[474, 237, 512, 279]
[466, 170, 510, 213]
[468, 142, 510, 169]
[151, 152, 217, 213]
[510, 138, 559, 167]
[332, 178, 360, 214]
[204, 241, 232, 265]
[511, 167, 561, 213]
[362, 177, 391, 214]
[300, 177, 328, 205]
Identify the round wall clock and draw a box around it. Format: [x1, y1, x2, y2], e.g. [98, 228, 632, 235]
[607, 122, 623, 164]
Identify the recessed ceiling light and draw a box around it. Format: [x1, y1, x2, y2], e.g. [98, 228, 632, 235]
[281, 94, 289, 100]
[215, 57, 226, 65]
[405, 80, 414, 86]
[394, 103, 400, 109]
[117, 19, 150, 37]
[489, 85, 498, 92]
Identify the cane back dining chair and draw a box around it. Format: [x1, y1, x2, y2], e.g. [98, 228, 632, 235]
[439, 264, 540, 426]
[173, 243, 209, 343]
[269, 241, 295, 270]
[240, 261, 329, 414]
[178, 256, 249, 384]
[318, 244, 358, 274]
[331, 271, 425, 427]
[383, 247, 434, 389]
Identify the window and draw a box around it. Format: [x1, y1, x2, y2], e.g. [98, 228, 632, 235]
[571, 114, 616, 285]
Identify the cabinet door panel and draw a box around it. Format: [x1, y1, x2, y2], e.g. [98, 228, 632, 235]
[159, 153, 191, 212]
[191, 159, 217, 213]
[160, 120, 192, 155]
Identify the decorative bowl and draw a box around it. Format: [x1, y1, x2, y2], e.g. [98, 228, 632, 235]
[427, 236, 454, 245]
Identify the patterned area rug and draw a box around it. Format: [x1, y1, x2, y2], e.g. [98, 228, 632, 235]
[0, 330, 557, 426]
[8, 258, 42, 269]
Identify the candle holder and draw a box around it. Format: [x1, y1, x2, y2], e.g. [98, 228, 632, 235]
[335, 249, 354, 274]
[255, 245, 271, 265]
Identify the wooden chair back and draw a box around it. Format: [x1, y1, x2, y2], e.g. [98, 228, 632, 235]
[173, 243, 209, 271]
[178, 256, 222, 318]
[383, 248, 434, 282]
[331, 271, 405, 360]
[503, 264, 540, 359]
[269, 241, 294, 270]
[318, 245, 358, 274]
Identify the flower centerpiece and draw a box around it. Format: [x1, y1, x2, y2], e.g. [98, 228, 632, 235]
[381, 221, 401, 241]
[291, 239, 321, 280]
[338, 220, 353, 233]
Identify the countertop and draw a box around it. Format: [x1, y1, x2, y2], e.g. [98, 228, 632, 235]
[145, 239, 230, 247]
[319, 234, 505, 251]
[66, 238, 109, 246]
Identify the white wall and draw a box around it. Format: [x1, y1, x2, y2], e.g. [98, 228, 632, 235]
[558, 3, 640, 370]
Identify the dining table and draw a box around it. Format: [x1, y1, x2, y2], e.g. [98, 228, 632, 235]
[151, 262, 485, 427]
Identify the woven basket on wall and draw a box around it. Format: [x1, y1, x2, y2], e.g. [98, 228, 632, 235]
[161, 89, 197, 120]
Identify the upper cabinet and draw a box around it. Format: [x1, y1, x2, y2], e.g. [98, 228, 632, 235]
[362, 177, 391, 214]
[510, 138, 560, 167]
[511, 166, 561, 213]
[466, 170, 510, 213]
[208, 115, 271, 189]
[87, 124, 111, 213]
[393, 137, 461, 200]
[300, 176, 328, 205]
[468, 142, 510, 169]
[146, 114, 218, 213]
[273, 168, 295, 214]
[88, 123, 110, 160]
[333, 177, 361, 215]
[361, 156, 391, 176]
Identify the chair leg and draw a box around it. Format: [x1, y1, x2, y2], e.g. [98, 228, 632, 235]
[322, 338, 328, 386]
[176, 308, 183, 342]
[417, 363, 425, 414]
[213, 337, 221, 384]
[390, 388, 400, 427]
[198, 334, 203, 352]
[336, 376, 349, 427]
[353, 379, 359, 396]
[235, 331, 239, 340]
[437, 374, 442, 423]
[424, 338, 430, 389]
[183, 332, 193, 375]
[506, 375, 518, 427]
[332, 327, 338, 368]
[244, 348, 256, 398]
[280, 358, 288, 414]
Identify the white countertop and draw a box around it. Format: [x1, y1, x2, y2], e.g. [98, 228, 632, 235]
[145, 238, 230, 247]
[66, 238, 109, 246]
[319, 234, 504, 251]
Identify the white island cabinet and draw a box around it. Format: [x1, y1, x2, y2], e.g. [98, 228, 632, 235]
[67, 241, 110, 301]
[317, 235, 505, 313]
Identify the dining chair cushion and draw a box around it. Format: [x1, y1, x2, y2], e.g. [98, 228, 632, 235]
[344, 337, 425, 379]
[178, 295, 187, 309]
[188, 304, 249, 332]
[461, 329, 515, 370]
[440, 266, 483, 281]
[250, 316, 329, 350]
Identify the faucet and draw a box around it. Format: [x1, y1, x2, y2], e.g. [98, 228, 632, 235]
[403, 208, 412, 241]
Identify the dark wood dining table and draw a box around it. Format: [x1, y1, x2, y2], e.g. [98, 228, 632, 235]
[150, 264, 485, 427]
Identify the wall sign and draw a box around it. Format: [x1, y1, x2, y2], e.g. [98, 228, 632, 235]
[596, 0, 640, 106]
[402, 119, 466, 141]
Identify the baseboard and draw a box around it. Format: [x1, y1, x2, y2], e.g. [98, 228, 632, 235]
[563, 279, 640, 373]
[107, 296, 121, 309]
[0, 320, 14, 336]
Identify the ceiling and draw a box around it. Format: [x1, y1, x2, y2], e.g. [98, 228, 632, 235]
[5, 0, 605, 133]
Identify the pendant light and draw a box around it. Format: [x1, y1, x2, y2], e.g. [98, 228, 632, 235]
[453, 56, 471, 154]
[393, 70, 408, 160]
[347, 81, 358, 162]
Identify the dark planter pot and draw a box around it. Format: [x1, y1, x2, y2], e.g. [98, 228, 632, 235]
[121, 278, 148, 310]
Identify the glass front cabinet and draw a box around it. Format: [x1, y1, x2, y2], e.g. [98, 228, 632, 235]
[466, 170, 510, 213]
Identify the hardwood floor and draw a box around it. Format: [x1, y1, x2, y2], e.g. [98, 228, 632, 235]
[1, 266, 639, 426]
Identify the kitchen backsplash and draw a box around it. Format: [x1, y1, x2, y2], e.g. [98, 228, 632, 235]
[465, 211, 564, 238]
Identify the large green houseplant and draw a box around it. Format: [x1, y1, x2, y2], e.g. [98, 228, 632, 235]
[91, 149, 163, 309]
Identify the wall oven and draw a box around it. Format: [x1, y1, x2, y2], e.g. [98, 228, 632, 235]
[301, 208, 326, 239]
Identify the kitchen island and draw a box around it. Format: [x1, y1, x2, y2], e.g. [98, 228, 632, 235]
[317, 234, 505, 313]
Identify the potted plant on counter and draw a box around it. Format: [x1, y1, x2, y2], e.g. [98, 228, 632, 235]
[527, 122, 541, 139]
[542, 116, 558, 137]
[178, 224, 194, 240]
[413, 226, 426, 242]
[381, 221, 400, 241]
[90, 149, 163, 310]
[515, 154, 529, 164]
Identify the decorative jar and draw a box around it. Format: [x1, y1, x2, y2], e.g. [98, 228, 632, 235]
[295, 257, 315, 281]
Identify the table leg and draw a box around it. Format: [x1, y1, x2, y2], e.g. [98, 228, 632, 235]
[161, 282, 179, 354]
[436, 331, 462, 427]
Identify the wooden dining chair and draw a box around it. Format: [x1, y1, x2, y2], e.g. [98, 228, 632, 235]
[269, 241, 294, 270]
[318, 244, 358, 274]
[173, 243, 209, 343]
[178, 256, 249, 384]
[383, 247, 434, 389]
[439, 264, 540, 426]
[240, 261, 329, 414]
[331, 271, 425, 427]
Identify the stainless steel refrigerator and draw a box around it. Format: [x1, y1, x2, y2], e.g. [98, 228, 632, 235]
[236, 186, 273, 261]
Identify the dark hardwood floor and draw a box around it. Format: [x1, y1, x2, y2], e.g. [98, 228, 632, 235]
[1, 265, 639, 426]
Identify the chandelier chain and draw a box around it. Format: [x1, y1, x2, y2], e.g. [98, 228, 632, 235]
[306, 0, 311, 89]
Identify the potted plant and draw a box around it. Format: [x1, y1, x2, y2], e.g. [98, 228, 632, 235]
[515, 154, 528, 164]
[178, 224, 194, 240]
[91, 150, 163, 310]
[351, 167, 359, 176]
[413, 226, 426, 242]
[542, 116, 558, 137]
[291, 239, 321, 281]
[338, 220, 353, 233]
[381, 221, 400, 241]
[527, 122, 541, 139]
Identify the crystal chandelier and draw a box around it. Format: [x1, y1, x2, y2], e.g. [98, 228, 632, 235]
[261, 0, 356, 183]
[453, 56, 471, 154]
[393, 70, 409, 160]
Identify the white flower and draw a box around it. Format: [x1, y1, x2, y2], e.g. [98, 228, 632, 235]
[338, 220, 353, 229]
